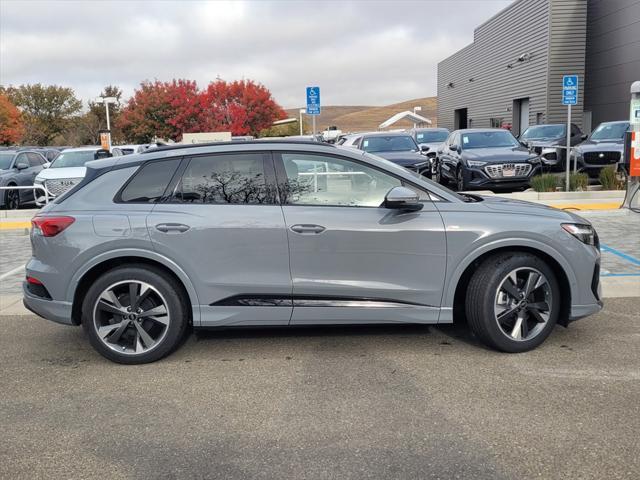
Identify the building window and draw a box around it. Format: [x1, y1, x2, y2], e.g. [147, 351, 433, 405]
[490, 118, 503, 128]
[536, 113, 544, 125]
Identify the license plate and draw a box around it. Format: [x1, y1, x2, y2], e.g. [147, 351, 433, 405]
[502, 166, 515, 177]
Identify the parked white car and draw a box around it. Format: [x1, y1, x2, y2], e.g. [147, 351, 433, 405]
[34, 146, 110, 205]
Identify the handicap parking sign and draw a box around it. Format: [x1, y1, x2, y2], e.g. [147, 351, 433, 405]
[306, 87, 321, 115]
[562, 75, 578, 105]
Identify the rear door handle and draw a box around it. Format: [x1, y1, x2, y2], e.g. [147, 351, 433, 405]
[156, 223, 190, 233]
[290, 224, 326, 234]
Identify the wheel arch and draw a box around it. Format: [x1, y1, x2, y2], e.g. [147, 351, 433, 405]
[444, 241, 575, 327]
[69, 250, 200, 326]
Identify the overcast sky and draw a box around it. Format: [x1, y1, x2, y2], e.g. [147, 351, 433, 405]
[1, 0, 511, 108]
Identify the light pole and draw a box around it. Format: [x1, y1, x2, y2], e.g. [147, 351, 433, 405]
[413, 106, 422, 128]
[94, 96, 118, 150]
[299, 109, 305, 136]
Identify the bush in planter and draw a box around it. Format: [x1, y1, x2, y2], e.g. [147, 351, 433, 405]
[531, 174, 558, 192]
[563, 172, 589, 191]
[599, 166, 625, 190]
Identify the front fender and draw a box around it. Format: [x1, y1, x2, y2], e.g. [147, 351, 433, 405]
[440, 236, 578, 313]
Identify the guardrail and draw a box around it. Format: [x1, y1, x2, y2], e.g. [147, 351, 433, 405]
[0, 185, 50, 207]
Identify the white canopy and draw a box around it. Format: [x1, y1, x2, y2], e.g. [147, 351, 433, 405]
[378, 111, 432, 129]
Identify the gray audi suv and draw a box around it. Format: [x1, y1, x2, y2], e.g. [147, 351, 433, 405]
[23, 141, 602, 363]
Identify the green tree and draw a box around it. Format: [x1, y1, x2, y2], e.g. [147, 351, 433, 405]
[3, 84, 82, 145]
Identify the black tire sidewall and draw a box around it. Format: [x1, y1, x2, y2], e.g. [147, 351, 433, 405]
[467, 254, 560, 352]
[81, 266, 188, 364]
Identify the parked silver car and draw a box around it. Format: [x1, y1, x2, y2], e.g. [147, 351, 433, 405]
[24, 141, 602, 363]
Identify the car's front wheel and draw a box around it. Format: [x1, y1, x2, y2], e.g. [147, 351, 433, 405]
[465, 253, 560, 352]
[4, 186, 20, 210]
[456, 167, 467, 191]
[82, 265, 189, 364]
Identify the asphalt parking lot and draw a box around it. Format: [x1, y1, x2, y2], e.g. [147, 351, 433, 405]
[1, 208, 639, 479]
[1, 297, 638, 480]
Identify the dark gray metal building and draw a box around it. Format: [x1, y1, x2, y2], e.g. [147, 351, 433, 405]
[437, 0, 640, 134]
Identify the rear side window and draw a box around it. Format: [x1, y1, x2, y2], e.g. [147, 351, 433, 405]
[119, 159, 181, 203]
[172, 153, 275, 204]
[28, 153, 45, 166]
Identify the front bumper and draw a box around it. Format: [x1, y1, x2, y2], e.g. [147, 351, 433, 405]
[23, 282, 75, 326]
[462, 164, 540, 190]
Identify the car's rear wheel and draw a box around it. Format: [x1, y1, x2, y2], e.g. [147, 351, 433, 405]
[4, 186, 20, 210]
[82, 265, 189, 364]
[465, 253, 560, 352]
[456, 167, 467, 191]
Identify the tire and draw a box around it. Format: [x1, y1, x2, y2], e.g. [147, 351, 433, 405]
[4, 185, 20, 210]
[81, 265, 189, 364]
[456, 167, 467, 191]
[465, 253, 560, 353]
[434, 160, 445, 185]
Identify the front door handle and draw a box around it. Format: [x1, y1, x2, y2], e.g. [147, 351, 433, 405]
[156, 223, 190, 233]
[290, 224, 326, 235]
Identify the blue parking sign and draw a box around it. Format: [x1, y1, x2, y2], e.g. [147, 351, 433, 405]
[562, 75, 578, 105]
[306, 87, 321, 115]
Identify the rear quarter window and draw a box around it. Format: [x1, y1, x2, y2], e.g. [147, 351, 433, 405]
[119, 159, 181, 203]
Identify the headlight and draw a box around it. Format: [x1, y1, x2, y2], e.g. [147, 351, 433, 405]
[562, 223, 598, 247]
[467, 160, 487, 167]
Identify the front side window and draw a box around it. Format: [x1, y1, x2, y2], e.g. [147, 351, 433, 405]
[120, 159, 181, 203]
[280, 153, 401, 207]
[28, 153, 45, 166]
[173, 153, 274, 204]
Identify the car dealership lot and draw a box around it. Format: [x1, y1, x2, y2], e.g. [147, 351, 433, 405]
[0, 297, 639, 480]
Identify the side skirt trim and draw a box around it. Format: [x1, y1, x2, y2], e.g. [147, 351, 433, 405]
[211, 295, 432, 308]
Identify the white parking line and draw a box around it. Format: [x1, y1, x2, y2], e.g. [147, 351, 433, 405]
[0, 265, 25, 281]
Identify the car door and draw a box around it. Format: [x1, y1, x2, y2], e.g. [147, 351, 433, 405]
[274, 151, 447, 325]
[145, 151, 292, 327]
[440, 133, 459, 180]
[11, 153, 33, 202]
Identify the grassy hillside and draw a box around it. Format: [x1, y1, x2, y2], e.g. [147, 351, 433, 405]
[285, 97, 438, 134]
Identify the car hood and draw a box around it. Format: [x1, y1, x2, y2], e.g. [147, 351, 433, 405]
[373, 151, 428, 166]
[35, 166, 87, 181]
[574, 139, 624, 154]
[521, 137, 564, 147]
[479, 194, 588, 222]
[418, 142, 444, 152]
[462, 147, 536, 163]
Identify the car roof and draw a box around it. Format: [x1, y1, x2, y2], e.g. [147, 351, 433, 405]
[597, 120, 629, 125]
[455, 128, 513, 133]
[411, 127, 449, 132]
[361, 132, 413, 138]
[60, 146, 103, 152]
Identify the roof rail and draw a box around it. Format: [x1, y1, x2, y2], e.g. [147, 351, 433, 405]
[141, 139, 335, 154]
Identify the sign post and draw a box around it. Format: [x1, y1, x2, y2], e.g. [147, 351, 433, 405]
[306, 87, 321, 137]
[562, 75, 578, 191]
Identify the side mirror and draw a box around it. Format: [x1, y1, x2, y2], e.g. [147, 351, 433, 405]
[419, 144, 430, 153]
[384, 186, 423, 212]
[581, 134, 588, 140]
[15, 162, 29, 170]
[43, 162, 50, 169]
[450, 144, 460, 153]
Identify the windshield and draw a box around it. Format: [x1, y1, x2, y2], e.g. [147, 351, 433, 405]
[415, 130, 449, 143]
[520, 125, 565, 139]
[0, 153, 14, 170]
[50, 150, 98, 168]
[461, 131, 520, 149]
[362, 136, 418, 153]
[590, 122, 629, 141]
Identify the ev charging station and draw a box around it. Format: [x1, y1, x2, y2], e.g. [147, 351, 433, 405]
[621, 81, 640, 211]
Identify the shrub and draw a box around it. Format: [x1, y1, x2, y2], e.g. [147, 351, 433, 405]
[530, 174, 558, 192]
[563, 172, 589, 191]
[599, 166, 624, 190]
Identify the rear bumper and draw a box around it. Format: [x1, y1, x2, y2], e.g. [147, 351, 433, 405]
[23, 283, 75, 326]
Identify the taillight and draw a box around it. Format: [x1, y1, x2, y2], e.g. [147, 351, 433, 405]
[26, 276, 43, 285]
[31, 216, 75, 237]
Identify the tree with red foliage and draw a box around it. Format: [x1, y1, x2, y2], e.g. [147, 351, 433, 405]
[118, 79, 203, 143]
[200, 80, 286, 136]
[0, 93, 26, 145]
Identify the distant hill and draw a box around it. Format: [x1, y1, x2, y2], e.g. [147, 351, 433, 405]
[285, 97, 438, 133]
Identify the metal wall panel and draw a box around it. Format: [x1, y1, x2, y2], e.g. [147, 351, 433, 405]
[584, 0, 640, 128]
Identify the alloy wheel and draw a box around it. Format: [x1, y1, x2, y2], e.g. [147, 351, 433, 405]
[493, 267, 553, 342]
[92, 280, 171, 355]
[5, 189, 19, 209]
